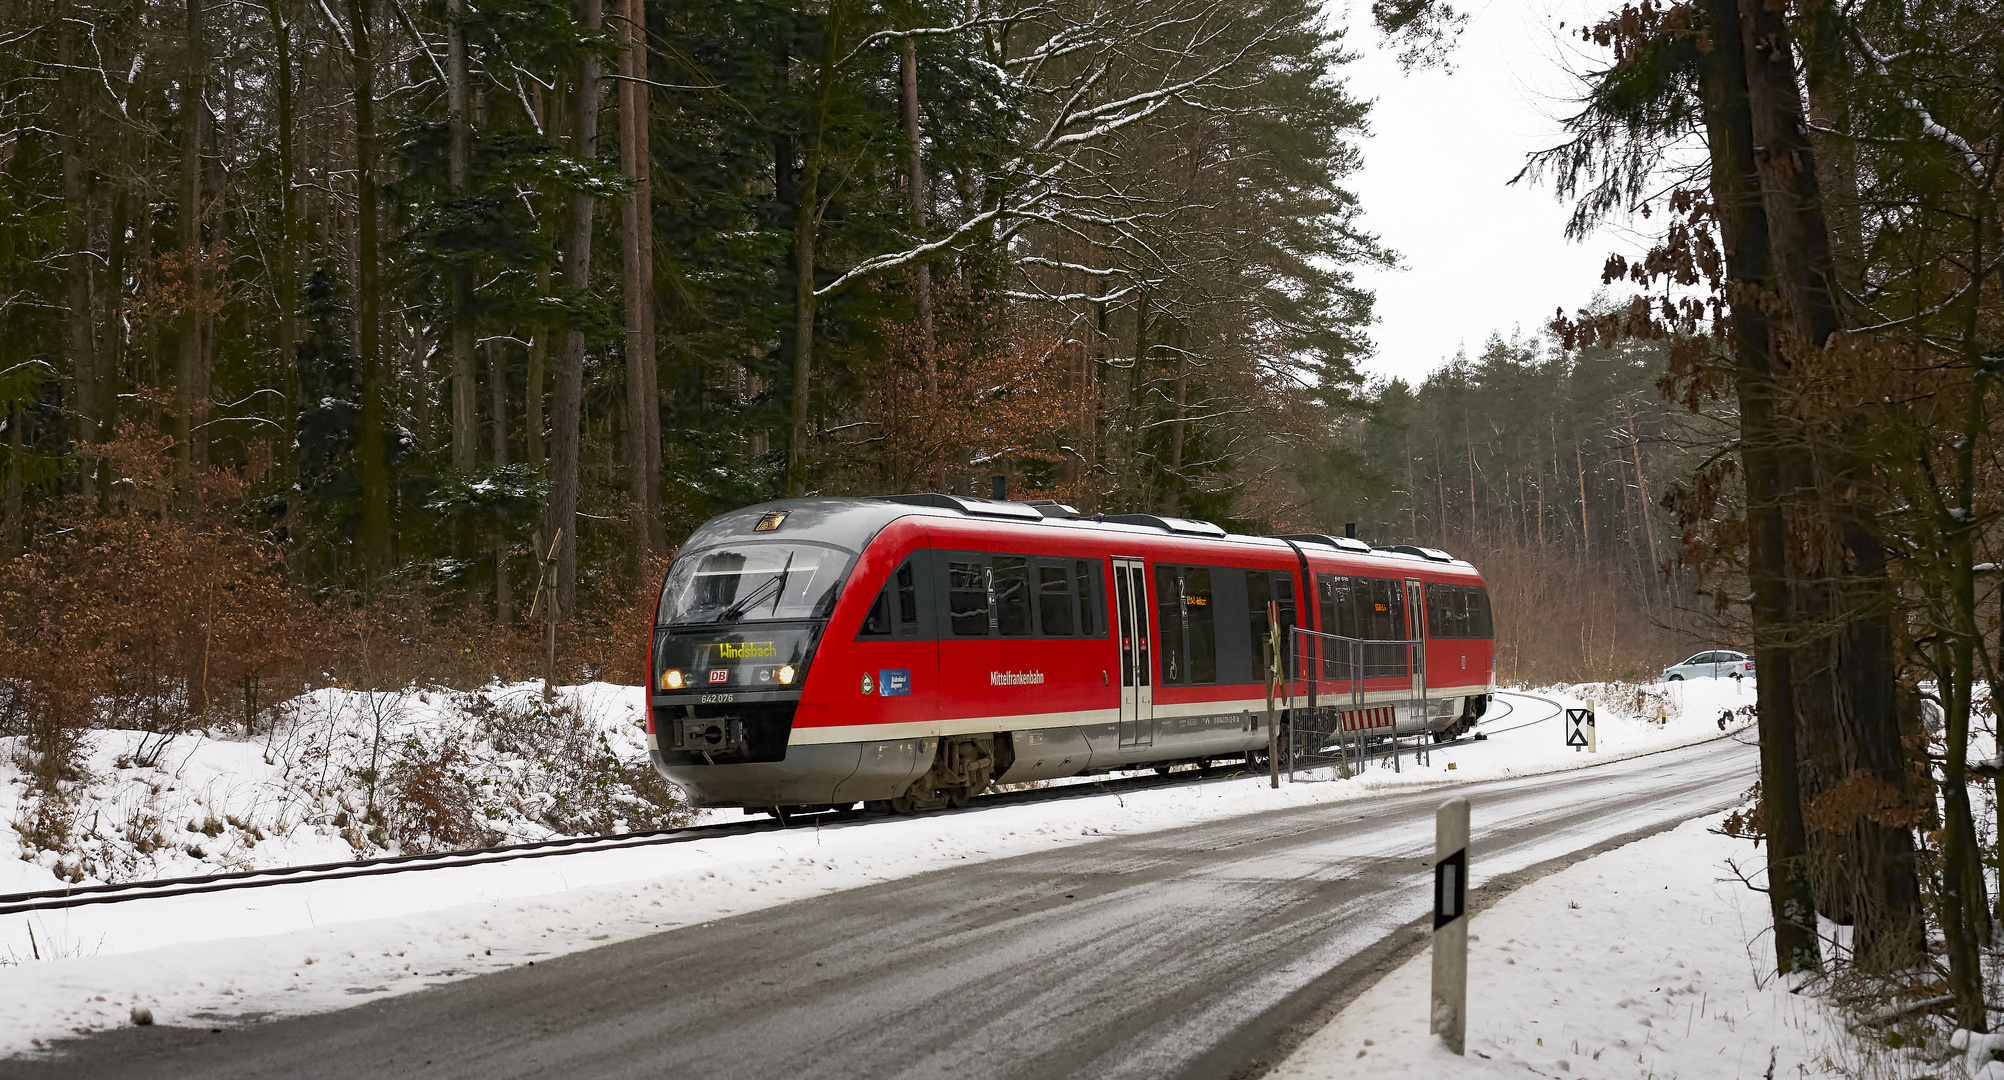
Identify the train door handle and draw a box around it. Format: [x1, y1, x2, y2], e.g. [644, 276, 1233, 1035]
[1102, 670, 1108, 686]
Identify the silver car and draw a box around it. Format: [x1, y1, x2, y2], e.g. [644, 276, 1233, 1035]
[1664, 650, 1754, 682]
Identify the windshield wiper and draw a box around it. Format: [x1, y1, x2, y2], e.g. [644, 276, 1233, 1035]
[715, 553, 794, 623]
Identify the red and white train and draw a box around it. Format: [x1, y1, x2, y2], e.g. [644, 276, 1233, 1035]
[645, 495, 1496, 812]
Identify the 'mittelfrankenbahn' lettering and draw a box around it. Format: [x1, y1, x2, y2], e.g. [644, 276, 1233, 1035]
[715, 641, 778, 660]
[989, 671, 1046, 686]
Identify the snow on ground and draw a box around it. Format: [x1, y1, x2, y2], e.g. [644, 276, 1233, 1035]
[0, 675, 1754, 1056]
[1271, 814, 1929, 1080]
[1, 682, 696, 895]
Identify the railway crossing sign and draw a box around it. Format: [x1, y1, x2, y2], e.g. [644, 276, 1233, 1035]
[1565, 707, 1597, 752]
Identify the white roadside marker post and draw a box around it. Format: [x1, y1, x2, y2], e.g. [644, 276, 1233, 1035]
[1431, 797, 1470, 1055]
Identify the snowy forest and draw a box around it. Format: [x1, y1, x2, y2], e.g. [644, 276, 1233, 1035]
[5, 0, 2004, 1043]
[0, 0, 1403, 765]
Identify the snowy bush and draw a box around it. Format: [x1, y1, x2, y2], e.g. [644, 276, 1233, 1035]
[2, 681, 692, 890]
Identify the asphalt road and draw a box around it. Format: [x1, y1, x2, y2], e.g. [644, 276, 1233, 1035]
[8, 735, 1756, 1080]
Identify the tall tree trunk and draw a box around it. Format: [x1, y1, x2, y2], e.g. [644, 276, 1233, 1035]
[58, 0, 97, 484]
[899, 34, 939, 491]
[1939, 206, 1995, 1031]
[1166, 328, 1187, 514]
[103, 185, 127, 509]
[489, 338, 512, 624]
[550, 0, 602, 613]
[619, 0, 662, 564]
[267, 0, 301, 484]
[347, 0, 394, 578]
[1701, 0, 1820, 975]
[448, 0, 477, 474]
[1739, 0, 1840, 350]
[787, 185, 818, 498]
[1575, 442, 1589, 561]
[177, 0, 207, 494]
[1738, 0, 1930, 982]
[528, 283, 550, 472]
[4, 403, 22, 556]
[784, 2, 846, 499]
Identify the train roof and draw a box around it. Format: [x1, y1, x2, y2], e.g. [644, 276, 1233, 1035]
[680, 495, 1479, 572]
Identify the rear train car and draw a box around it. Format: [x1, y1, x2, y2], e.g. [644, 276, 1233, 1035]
[645, 495, 1496, 812]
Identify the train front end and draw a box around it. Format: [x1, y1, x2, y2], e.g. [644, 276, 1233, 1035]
[646, 500, 892, 808]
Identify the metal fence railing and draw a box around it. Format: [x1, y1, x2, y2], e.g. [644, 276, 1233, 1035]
[1283, 626, 1430, 779]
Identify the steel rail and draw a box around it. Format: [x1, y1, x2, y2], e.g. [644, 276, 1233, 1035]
[0, 761, 1265, 917]
[0, 693, 1579, 918]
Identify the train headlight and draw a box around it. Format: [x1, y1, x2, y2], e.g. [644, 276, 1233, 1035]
[778, 664, 796, 685]
[662, 669, 685, 690]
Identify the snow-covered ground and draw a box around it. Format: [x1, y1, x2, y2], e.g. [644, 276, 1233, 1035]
[1, 682, 693, 895]
[1271, 814, 1948, 1079]
[0, 676, 1756, 1057]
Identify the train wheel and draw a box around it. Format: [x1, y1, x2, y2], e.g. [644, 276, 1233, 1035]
[947, 786, 974, 809]
[889, 795, 921, 815]
[1154, 765, 1174, 776]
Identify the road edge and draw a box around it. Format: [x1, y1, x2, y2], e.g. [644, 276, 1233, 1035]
[1189, 796, 1747, 1080]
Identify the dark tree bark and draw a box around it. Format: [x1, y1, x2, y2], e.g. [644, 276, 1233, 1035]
[899, 33, 939, 491]
[266, 0, 301, 482]
[1699, 0, 1820, 975]
[177, 0, 207, 493]
[58, 0, 98, 479]
[346, 0, 394, 577]
[619, 0, 663, 564]
[549, 0, 602, 613]
[448, 0, 477, 474]
[488, 338, 512, 624]
[1737, 0, 1930, 981]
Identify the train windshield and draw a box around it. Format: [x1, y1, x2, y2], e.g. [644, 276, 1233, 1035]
[657, 542, 854, 626]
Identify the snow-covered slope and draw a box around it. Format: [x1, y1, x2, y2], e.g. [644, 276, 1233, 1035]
[1, 681, 693, 895]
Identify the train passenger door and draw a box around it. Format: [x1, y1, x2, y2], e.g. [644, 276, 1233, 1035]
[1406, 578, 1427, 704]
[1112, 557, 1154, 748]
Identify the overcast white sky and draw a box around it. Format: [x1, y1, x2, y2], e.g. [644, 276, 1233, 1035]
[1330, 0, 1640, 385]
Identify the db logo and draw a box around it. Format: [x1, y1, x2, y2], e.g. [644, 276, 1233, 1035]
[708, 669, 730, 685]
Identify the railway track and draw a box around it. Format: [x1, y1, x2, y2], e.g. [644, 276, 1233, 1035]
[2, 693, 1565, 919]
[0, 760, 1273, 918]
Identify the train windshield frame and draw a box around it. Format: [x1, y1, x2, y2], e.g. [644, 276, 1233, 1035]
[657, 541, 855, 627]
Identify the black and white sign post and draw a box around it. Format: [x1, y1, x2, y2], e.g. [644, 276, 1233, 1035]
[1431, 797, 1470, 1055]
[1565, 706, 1597, 753]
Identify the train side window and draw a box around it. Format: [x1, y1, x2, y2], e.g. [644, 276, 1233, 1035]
[1114, 565, 1134, 686]
[1471, 586, 1494, 638]
[948, 561, 989, 636]
[860, 587, 894, 637]
[1366, 577, 1407, 678]
[1317, 574, 1352, 680]
[895, 561, 919, 635]
[860, 559, 920, 639]
[1037, 564, 1075, 636]
[1155, 565, 1186, 685]
[1249, 571, 1273, 674]
[1076, 561, 1101, 636]
[1185, 567, 1216, 684]
[994, 557, 1032, 636]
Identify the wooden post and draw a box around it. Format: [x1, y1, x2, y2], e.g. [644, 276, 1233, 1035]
[530, 529, 562, 702]
[1432, 796, 1470, 1055]
[1267, 602, 1282, 788]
